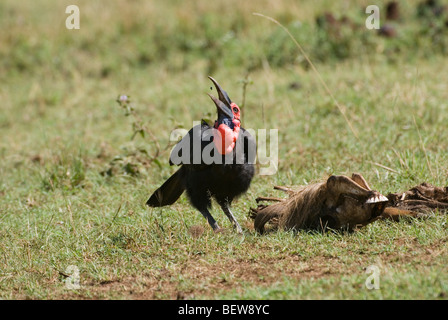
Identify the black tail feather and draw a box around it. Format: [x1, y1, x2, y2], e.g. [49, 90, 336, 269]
[146, 168, 186, 207]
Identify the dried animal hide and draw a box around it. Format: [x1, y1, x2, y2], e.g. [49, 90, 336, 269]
[250, 173, 448, 234]
[385, 182, 448, 220]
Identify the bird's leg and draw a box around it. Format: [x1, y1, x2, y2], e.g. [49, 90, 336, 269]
[219, 201, 243, 234]
[188, 188, 221, 232]
[199, 208, 221, 232]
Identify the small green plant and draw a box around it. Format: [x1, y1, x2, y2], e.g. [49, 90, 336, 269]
[101, 95, 172, 178]
[41, 155, 85, 191]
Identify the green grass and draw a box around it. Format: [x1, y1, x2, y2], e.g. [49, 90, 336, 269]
[1, 0, 448, 299]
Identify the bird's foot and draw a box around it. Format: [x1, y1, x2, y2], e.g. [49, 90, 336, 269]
[213, 227, 225, 233]
[211, 221, 222, 233]
[234, 224, 243, 234]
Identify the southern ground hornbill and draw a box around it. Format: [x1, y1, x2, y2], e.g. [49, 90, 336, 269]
[146, 77, 256, 233]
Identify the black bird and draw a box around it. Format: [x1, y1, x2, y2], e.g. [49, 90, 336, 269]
[146, 77, 256, 233]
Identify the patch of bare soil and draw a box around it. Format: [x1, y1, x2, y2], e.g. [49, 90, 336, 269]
[58, 237, 446, 300]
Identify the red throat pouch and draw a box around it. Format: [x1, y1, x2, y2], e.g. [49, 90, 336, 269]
[213, 121, 240, 155]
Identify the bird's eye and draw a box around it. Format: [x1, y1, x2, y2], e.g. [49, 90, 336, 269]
[233, 107, 238, 113]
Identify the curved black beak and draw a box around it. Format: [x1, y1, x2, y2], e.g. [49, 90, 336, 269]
[208, 76, 233, 106]
[207, 76, 234, 120]
[207, 93, 234, 120]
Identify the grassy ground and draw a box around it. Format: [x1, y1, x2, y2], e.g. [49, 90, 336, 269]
[1, 0, 447, 299]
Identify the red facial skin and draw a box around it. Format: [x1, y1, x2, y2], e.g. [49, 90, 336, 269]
[213, 103, 241, 155]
